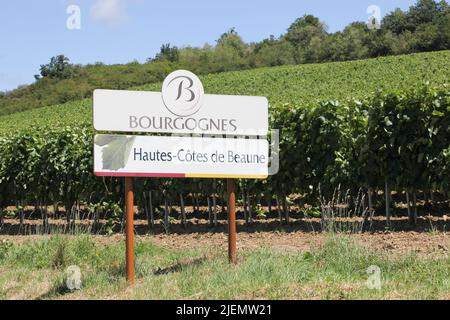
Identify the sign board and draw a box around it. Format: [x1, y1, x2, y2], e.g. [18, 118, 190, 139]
[92, 70, 273, 282]
[93, 71, 268, 136]
[94, 134, 269, 179]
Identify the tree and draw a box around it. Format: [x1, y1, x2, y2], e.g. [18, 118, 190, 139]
[212, 28, 249, 71]
[287, 15, 324, 34]
[216, 28, 247, 57]
[35, 55, 74, 80]
[152, 43, 179, 63]
[330, 23, 371, 61]
[177, 45, 214, 74]
[252, 37, 295, 67]
[389, 30, 415, 54]
[367, 30, 396, 57]
[286, 15, 327, 46]
[285, 15, 328, 64]
[288, 24, 326, 48]
[435, 9, 450, 49]
[383, 8, 412, 34]
[211, 44, 247, 72]
[407, 0, 443, 28]
[413, 23, 441, 51]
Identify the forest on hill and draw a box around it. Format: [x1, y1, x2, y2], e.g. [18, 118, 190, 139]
[0, 0, 449, 116]
[0, 50, 449, 134]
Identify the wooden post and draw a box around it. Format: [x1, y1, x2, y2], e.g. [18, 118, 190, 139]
[149, 191, 154, 228]
[227, 179, 237, 264]
[406, 191, 413, 225]
[125, 177, 135, 285]
[385, 179, 391, 229]
[180, 193, 187, 228]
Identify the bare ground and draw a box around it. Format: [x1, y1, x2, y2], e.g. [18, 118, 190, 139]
[1, 216, 448, 258]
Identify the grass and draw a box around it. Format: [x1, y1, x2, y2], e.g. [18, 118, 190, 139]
[0, 235, 448, 300]
[1, 50, 449, 135]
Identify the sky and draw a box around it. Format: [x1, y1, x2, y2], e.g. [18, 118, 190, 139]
[0, 0, 418, 91]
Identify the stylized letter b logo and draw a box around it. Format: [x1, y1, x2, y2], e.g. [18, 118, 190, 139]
[171, 76, 196, 102]
[162, 70, 204, 117]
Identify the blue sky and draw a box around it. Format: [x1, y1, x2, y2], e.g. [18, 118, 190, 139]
[0, 0, 417, 91]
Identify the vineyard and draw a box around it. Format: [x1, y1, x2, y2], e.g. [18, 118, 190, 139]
[0, 51, 449, 233]
[1, 50, 449, 134]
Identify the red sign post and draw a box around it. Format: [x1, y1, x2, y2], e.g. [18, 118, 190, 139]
[227, 179, 237, 264]
[123, 177, 237, 285]
[125, 177, 135, 285]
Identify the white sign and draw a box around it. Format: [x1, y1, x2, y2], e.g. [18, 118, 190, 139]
[93, 71, 268, 136]
[94, 134, 269, 179]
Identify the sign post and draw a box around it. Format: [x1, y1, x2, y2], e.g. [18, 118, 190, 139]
[227, 179, 237, 264]
[93, 70, 271, 283]
[125, 177, 135, 285]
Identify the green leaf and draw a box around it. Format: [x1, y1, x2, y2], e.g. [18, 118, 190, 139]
[431, 110, 444, 117]
[101, 136, 136, 171]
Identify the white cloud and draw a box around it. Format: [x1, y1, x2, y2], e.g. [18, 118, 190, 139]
[90, 0, 127, 25]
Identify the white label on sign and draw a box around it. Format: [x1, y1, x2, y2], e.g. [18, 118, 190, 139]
[93, 89, 268, 136]
[94, 134, 269, 179]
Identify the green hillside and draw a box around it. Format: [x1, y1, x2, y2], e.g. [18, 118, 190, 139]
[0, 61, 176, 116]
[0, 51, 449, 135]
[2, 0, 449, 118]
